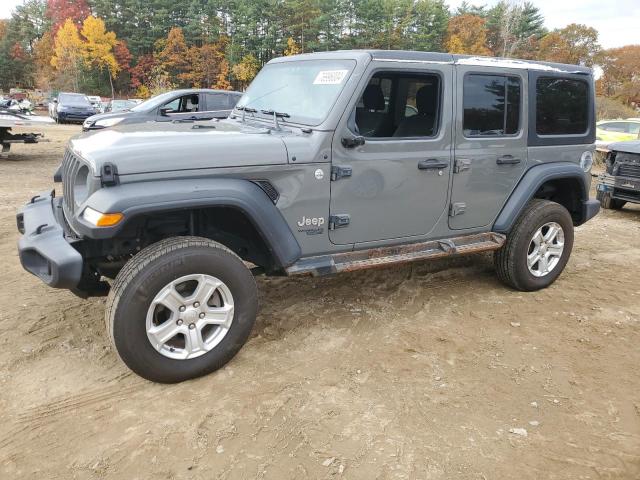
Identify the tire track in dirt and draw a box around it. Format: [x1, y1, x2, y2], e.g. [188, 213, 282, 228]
[0, 375, 143, 458]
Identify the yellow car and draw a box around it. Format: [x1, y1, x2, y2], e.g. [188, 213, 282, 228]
[596, 119, 640, 144]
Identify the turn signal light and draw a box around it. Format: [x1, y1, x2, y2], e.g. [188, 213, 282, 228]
[82, 207, 124, 227]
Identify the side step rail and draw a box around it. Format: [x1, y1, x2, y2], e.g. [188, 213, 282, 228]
[286, 232, 506, 277]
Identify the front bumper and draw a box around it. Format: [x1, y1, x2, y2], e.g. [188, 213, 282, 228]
[582, 198, 600, 223]
[17, 191, 83, 289]
[597, 173, 640, 203]
[58, 111, 94, 122]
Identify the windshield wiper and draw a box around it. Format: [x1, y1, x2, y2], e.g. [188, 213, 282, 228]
[261, 110, 290, 131]
[234, 84, 290, 124]
[236, 106, 257, 122]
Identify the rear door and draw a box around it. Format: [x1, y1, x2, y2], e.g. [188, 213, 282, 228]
[203, 92, 235, 119]
[449, 66, 528, 229]
[329, 62, 453, 245]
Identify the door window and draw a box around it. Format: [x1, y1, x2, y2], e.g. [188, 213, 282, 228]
[354, 73, 441, 138]
[205, 93, 230, 111]
[463, 74, 521, 137]
[536, 78, 588, 135]
[162, 94, 200, 114]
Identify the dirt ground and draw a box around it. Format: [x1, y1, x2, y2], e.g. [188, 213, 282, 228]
[0, 124, 639, 480]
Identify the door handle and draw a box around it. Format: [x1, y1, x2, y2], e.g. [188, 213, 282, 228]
[496, 155, 521, 165]
[418, 159, 449, 170]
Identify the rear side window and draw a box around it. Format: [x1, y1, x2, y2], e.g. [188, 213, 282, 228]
[206, 93, 236, 110]
[536, 78, 588, 135]
[463, 74, 521, 137]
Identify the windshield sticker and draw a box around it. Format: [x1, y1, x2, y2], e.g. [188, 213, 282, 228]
[313, 70, 348, 85]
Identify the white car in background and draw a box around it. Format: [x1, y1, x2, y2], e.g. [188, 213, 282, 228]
[87, 96, 104, 114]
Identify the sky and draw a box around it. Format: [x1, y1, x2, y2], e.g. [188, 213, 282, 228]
[0, 0, 638, 49]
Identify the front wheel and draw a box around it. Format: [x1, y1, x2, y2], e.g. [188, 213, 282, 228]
[494, 199, 574, 291]
[105, 237, 258, 383]
[596, 190, 625, 210]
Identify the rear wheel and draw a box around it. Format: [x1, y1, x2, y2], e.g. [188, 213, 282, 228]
[106, 236, 258, 383]
[495, 199, 574, 291]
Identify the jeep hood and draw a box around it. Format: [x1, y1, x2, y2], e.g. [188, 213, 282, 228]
[69, 120, 288, 175]
[609, 140, 640, 155]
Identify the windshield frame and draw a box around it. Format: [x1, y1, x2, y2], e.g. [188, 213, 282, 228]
[234, 59, 357, 127]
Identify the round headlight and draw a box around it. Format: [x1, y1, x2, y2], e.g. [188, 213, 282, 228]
[580, 151, 594, 172]
[74, 164, 90, 206]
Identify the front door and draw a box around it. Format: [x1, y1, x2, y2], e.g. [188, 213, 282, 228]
[449, 66, 528, 229]
[329, 64, 453, 245]
[157, 93, 207, 122]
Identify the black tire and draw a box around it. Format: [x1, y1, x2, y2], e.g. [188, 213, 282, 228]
[106, 236, 258, 383]
[596, 190, 625, 210]
[494, 199, 574, 291]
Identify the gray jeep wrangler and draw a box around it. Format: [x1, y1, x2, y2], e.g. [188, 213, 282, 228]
[17, 51, 600, 383]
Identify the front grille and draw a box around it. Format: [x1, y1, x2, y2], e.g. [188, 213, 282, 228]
[613, 189, 640, 202]
[617, 163, 640, 179]
[61, 149, 83, 216]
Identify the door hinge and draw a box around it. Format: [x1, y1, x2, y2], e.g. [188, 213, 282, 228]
[449, 202, 466, 217]
[329, 214, 350, 230]
[454, 158, 471, 174]
[330, 165, 353, 181]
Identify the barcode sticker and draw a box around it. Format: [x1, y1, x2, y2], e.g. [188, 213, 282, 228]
[313, 70, 348, 85]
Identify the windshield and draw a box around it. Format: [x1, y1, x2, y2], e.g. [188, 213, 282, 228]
[111, 100, 136, 111]
[59, 93, 91, 107]
[130, 91, 178, 112]
[236, 59, 356, 126]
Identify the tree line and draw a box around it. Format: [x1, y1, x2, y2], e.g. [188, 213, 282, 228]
[0, 0, 637, 108]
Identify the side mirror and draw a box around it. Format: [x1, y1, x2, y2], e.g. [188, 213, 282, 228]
[341, 135, 365, 149]
[159, 107, 171, 117]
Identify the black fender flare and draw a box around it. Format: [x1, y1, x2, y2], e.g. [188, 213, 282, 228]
[76, 178, 302, 268]
[493, 162, 597, 233]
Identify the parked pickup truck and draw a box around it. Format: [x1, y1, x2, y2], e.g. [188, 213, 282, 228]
[17, 50, 600, 383]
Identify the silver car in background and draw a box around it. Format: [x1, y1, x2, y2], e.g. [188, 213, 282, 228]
[82, 88, 242, 131]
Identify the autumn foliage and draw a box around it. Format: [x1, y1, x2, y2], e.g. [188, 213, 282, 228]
[0, 0, 637, 112]
[599, 45, 640, 106]
[445, 15, 491, 55]
[46, 0, 91, 34]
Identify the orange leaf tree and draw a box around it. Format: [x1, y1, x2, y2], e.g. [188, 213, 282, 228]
[157, 27, 190, 87]
[599, 45, 640, 106]
[537, 24, 601, 67]
[445, 14, 491, 55]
